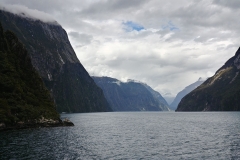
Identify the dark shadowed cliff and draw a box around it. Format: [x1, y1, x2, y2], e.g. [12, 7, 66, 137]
[177, 47, 240, 111]
[0, 22, 73, 130]
[92, 76, 170, 111]
[0, 10, 111, 113]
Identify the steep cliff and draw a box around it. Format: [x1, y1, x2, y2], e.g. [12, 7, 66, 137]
[0, 10, 111, 113]
[92, 76, 170, 111]
[170, 78, 205, 110]
[0, 22, 68, 129]
[176, 48, 240, 111]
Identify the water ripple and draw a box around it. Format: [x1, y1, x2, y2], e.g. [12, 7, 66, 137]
[0, 112, 239, 159]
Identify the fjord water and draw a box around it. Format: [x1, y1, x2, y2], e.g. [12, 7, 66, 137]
[0, 112, 239, 159]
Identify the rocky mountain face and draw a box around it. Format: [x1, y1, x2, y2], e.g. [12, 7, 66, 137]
[176, 47, 240, 111]
[0, 10, 111, 113]
[170, 78, 205, 110]
[92, 77, 170, 111]
[0, 22, 67, 129]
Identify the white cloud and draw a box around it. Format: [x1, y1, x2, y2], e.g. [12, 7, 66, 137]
[1, 0, 239, 98]
[0, 3, 58, 25]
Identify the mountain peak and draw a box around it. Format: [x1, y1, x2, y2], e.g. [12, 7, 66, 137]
[234, 47, 240, 69]
[0, 4, 59, 25]
[235, 47, 240, 56]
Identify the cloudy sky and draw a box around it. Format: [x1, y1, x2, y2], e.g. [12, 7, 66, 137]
[1, 0, 240, 102]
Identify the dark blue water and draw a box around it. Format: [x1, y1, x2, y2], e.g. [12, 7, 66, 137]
[0, 112, 239, 160]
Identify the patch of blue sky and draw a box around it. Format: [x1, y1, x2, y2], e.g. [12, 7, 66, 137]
[162, 21, 179, 31]
[123, 21, 145, 32]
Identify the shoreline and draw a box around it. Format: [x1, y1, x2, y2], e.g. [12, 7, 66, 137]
[0, 118, 74, 132]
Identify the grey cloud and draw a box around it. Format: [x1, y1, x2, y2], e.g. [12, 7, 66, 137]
[1, 0, 89, 14]
[213, 0, 240, 9]
[80, 0, 148, 17]
[68, 31, 93, 46]
[122, 30, 154, 39]
[225, 44, 239, 50]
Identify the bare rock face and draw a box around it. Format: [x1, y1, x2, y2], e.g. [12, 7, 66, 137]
[176, 47, 240, 111]
[0, 10, 111, 113]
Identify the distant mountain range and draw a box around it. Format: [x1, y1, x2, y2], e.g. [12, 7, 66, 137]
[0, 9, 111, 113]
[169, 78, 205, 110]
[92, 77, 170, 111]
[177, 47, 240, 111]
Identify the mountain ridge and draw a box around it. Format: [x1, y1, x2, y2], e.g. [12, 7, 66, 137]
[92, 76, 170, 111]
[176, 47, 240, 111]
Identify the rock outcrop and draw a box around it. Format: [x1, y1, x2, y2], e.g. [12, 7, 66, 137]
[176, 47, 240, 111]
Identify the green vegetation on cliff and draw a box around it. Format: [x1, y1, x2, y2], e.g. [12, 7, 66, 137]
[0, 22, 60, 126]
[176, 48, 240, 111]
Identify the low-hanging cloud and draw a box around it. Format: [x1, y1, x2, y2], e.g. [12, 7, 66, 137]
[0, 3, 58, 25]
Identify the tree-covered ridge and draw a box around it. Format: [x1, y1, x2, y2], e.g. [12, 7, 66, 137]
[0, 22, 60, 126]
